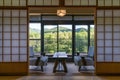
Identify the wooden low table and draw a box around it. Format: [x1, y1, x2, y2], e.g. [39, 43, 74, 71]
[53, 52, 68, 73]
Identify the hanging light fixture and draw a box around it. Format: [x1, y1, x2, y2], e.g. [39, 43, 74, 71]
[57, 9, 66, 17]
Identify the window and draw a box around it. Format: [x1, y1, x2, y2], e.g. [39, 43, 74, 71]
[29, 23, 41, 54]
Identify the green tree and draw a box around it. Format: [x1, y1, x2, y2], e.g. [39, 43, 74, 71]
[29, 27, 94, 54]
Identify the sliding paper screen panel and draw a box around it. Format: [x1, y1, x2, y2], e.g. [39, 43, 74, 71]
[12, 0, 19, 6]
[98, 0, 120, 6]
[65, 0, 96, 6]
[0, 0, 26, 6]
[28, 0, 59, 6]
[0, 9, 28, 75]
[96, 9, 120, 74]
[81, 0, 88, 6]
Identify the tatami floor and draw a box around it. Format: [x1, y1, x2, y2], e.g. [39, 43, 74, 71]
[0, 62, 120, 80]
[29, 62, 94, 76]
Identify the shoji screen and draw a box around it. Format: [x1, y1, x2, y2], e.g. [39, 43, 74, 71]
[65, 0, 96, 6]
[0, 9, 28, 75]
[28, 0, 59, 6]
[0, 0, 26, 6]
[98, 0, 120, 6]
[96, 9, 120, 74]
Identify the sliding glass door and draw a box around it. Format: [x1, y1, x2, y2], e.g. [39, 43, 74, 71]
[29, 23, 94, 57]
[44, 25, 57, 54]
[75, 25, 88, 53]
[29, 23, 41, 55]
[58, 25, 72, 54]
[44, 24, 72, 55]
[75, 24, 94, 53]
[29, 15, 94, 59]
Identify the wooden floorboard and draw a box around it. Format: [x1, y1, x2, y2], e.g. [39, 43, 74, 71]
[0, 75, 120, 80]
[0, 62, 120, 80]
